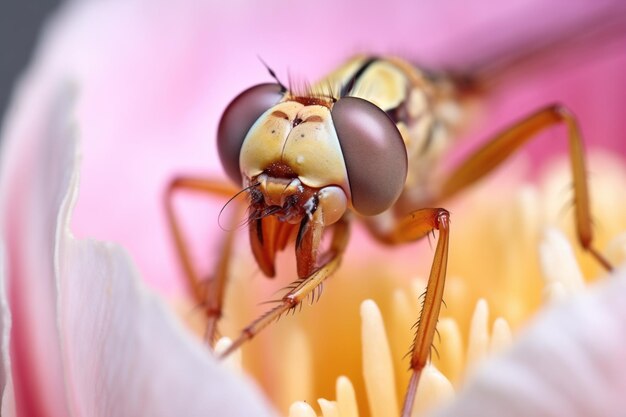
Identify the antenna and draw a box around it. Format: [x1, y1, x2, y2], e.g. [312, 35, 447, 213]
[257, 56, 288, 93]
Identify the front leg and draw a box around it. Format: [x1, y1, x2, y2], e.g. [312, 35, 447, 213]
[219, 215, 350, 359]
[370, 208, 451, 417]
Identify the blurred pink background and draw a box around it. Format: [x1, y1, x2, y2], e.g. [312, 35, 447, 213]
[24, 0, 622, 296]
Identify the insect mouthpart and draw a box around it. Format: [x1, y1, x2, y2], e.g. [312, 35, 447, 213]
[247, 172, 348, 227]
[248, 173, 309, 224]
[256, 173, 303, 207]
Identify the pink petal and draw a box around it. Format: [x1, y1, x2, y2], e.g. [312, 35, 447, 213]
[434, 270, 626, 417]
[0, 251, 15, 416]
[1, 82, 73, 417]
[0, 81, 278, 416]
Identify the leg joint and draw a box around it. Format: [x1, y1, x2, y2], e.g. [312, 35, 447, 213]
[205, 306, 222, 320]
[436, 209, 450, 229]
[283, 294, 299, 309]
[540, 103, 578, 127]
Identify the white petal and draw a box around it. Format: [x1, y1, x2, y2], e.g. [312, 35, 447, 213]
[59, 236, 278, 416]
[434, 269, 626, 417]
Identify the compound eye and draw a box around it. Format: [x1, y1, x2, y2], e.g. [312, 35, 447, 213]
[217, 83, 284, 185]
[331, 97, 407, 216]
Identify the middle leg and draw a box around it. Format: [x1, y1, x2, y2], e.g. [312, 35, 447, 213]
[164, 176, 242, 344]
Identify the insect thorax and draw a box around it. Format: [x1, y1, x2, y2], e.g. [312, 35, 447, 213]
[314, 56, 467, 207]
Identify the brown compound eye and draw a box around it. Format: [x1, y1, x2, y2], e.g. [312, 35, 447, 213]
[331, 97, 408, 216]
[217, 83, 285, 185]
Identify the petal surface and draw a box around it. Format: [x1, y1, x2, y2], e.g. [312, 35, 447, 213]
[434, 270, 626, 417]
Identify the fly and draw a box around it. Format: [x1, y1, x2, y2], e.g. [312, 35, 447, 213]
[166, 54, 614, 417]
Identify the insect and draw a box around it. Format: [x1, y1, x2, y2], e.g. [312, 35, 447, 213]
[165, 52, 614, 416]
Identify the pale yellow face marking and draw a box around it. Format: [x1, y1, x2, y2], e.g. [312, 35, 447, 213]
[239, 101, 350, 193]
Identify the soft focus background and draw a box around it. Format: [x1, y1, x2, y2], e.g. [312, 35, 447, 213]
[3, 1, 626, 293]
[50, 0, 626, 297]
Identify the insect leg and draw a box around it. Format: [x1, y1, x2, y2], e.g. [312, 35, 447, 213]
[164, 176, 241, 344]
[437, 104, 612, 270]
[218, 216, 350, 359]
[373, 208, 450, 417]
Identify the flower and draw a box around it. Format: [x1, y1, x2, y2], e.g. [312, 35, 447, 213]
[213, 152, 626, 417]
[1, 1, 626, 417]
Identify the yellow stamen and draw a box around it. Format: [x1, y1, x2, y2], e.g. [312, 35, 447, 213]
[412, 365, 454, 416]
[540, 228, 584, 302]
[465, 299, 490, 374]
[215, 337, 241, 372]
[388, 288, 416, 397]
[489, 317, 512, 354]
[432, 318, 464, 385]
[289, 401, 317, 417]
[336, 376, 359, 417]
[276, 325, 313, 412]
[318, 399, 339, 417]
[361, 299, 399, 417]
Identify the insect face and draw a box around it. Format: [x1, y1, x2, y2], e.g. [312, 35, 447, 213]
[218, 88, 408, 220]
[240, 100, 351, 196]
